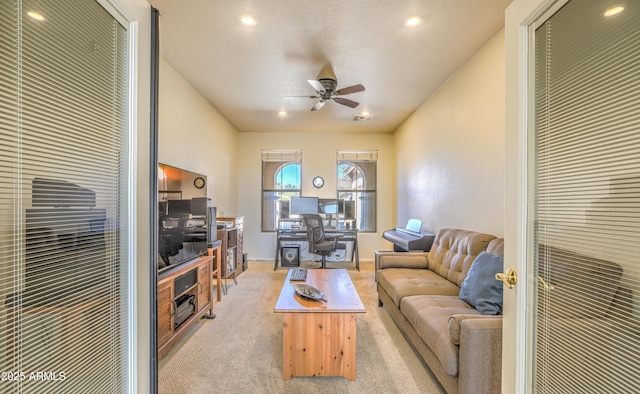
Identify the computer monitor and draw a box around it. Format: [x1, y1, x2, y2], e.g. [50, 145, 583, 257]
[344, 201, 356, 220]
[167, 199, 191, 216]
[191, 197, 210, 216]
[318, 199, 340, 215]
[290, 196, 319, 215]
[279, 200, 290, 219]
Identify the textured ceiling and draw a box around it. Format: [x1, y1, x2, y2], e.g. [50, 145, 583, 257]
[151, 0, 511, 133]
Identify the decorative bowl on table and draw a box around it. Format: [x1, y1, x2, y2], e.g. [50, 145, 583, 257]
[293, 284, 326, 302]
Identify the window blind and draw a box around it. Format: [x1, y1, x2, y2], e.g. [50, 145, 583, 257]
[261, 149, 303, 162]
[336, 149, 378, 161]
[0, 1, 130, 392]
[532, 1, 640, 392]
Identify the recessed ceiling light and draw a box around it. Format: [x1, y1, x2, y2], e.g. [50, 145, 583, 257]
[240, 14, 257, 26]
[604, 6, 624, 17]
[27, 11, 45, 21]
[404, 15, 423, 27]
[361, 111, 370, 116]
[278, 110, 287, 116]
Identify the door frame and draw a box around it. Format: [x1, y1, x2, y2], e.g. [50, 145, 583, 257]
[504, 0, 568, 392]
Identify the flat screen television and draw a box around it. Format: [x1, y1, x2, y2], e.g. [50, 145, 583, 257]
[290, 196, 319, 215]
[157, 165, 211, 273]
[158, 213, 208, 272]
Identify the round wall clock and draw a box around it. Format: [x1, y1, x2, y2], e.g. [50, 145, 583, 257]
[313, 176, 324, 188]
[194, 176, 206, 189]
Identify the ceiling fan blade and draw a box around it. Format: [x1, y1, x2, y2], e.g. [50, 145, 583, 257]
[333, 97, 359, 108]
[311, 100, 326, 111]
[308, 80, 325, 93]
[284, 95, 320, 99]
[335, 84, 365, 96]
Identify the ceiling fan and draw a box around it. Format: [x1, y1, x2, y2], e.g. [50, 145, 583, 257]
[290, 65, 365, 111]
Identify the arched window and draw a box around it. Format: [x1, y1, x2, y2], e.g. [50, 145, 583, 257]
[274, 162, 301, 190]
[262, 150, 302, 231]
[337, 150, 377, 232]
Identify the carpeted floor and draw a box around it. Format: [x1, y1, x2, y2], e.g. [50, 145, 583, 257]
[158, 260, 445, 394]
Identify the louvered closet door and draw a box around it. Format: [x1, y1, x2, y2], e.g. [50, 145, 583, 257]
[531, 0, 640, 392]
[0, 1, 131, 392]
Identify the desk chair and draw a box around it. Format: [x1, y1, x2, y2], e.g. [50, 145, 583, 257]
[302, 214, 346, 269]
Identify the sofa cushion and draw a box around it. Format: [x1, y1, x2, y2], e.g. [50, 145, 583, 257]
[428, 229, 496, 287]
[486, 238, 504, 257]
[376, 252, 428, 270]
[378, 268, 460, 307]
[400, 295, 479, 376]
[459, 252, 504, 315]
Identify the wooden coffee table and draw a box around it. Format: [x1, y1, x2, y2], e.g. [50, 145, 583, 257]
[274, 269, 366, 380]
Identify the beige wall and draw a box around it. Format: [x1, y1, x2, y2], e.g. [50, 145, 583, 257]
[394, 29, 506, 237]
[237, 132, 396, 261]
[158, 58, 240, 215]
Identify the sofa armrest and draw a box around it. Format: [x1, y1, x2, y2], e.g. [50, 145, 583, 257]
[374, 251, 429, 280]
[453, 315, 503, 394]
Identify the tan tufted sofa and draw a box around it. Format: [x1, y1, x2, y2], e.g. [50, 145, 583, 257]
[376, 228, 503, 394]
[376, 228, 631, 394]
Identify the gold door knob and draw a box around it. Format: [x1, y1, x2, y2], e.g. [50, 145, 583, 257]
[495, 268, 517, 289]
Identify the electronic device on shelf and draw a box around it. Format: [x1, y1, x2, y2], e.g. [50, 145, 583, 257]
[289, 267, 307, 281]
[174, 294, 196, 329]
[216, 220, 234, 229]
